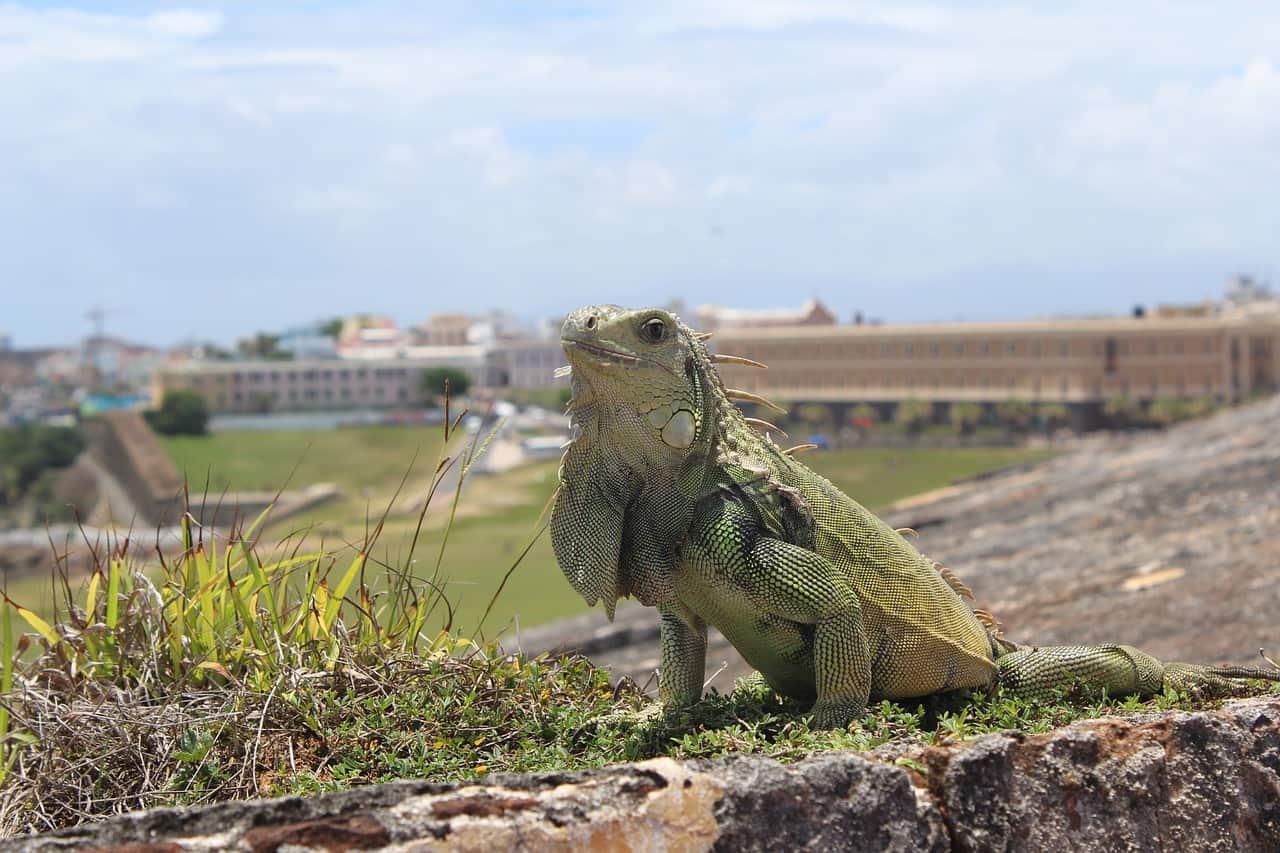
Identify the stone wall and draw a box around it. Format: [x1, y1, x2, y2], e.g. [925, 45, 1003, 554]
[80, 411, 184, 526]
[18, 695, 1280, 852]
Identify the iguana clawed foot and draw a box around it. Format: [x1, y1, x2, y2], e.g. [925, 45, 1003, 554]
[729, 671, 772, 701]
[810, 697, 863, 730]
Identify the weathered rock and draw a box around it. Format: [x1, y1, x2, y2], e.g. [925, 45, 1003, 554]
[923, 696, 1280, 852]
[19, 696, 1280, 852]
[702, 752, 947, 852]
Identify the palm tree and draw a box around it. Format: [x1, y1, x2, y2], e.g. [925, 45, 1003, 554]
[1037, 402, 1071, 431]
[1103, 395, 1139, 429]
[894, 399, 932, 435]
[949, 402, 983, 435]
[996, 399, 1032, 432]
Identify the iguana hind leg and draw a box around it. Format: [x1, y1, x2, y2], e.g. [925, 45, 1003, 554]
[997, 644, 1280, 699]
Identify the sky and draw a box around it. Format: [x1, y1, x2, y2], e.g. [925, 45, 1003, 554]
[1, 2, 1278, 347]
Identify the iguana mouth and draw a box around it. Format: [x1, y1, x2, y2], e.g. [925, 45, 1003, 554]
[562, 338, 642, 364]
[562, 338, 680, 377]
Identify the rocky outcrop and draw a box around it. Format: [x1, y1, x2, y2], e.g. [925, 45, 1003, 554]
[20, 695, 1280, 852]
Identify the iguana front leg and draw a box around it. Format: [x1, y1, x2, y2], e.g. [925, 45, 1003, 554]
[685, 499, 872, 729]
[658, 602, 707, 708]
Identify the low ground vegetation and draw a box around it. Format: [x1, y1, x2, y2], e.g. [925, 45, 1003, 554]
[1, 414, 1272, 839]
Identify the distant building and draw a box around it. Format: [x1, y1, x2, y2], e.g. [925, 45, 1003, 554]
[155, 351, 487, 414]
[0, 332, 10, 351]
[713, 292, 1280, 428]
[0, 348, 49, 391]
[486, 338, 566, 390]
[34, 348, 89, 386]
[415, 313, 472, 347]
[336, 316, 405, 359]
[31, 336, 162, 393]
[412, 310, 525, 347]
[696, 298, 837, 332]
[277, 330, 338, 360]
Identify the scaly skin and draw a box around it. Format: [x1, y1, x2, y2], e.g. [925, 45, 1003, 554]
[550, 304, 1280, 728]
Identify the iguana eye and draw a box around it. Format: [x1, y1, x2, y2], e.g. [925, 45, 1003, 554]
[640, 317, 666, 343]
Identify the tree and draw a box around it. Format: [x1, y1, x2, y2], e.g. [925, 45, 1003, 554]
[894, 399, 931, 435]
[795, 403, 833, 430]
[1103, 395, 1139, 429]
[146, 390, 210, 436]
[319, 317, 345, 339]
[1148, 396, 1217, 427]
[1183, 396, 1217, 420]
[236, 332, 292, 361]
[0, 424, 85, 506]
[1037, 402, 1071, 431]
[419, 367, 472, 405]
[849, 403, 877, 434]
[949, 402, 983, 435]
[193, 342, 234, 361]
[995, 399, 1032, 432]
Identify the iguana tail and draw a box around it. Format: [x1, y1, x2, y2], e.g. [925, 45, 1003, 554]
[993, 643, 1280, 700]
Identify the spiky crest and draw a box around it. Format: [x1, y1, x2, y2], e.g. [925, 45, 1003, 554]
[743, 416, 787, 437]
[935, 562, 974, 600]
[711, 353, 768, 369]
[725, 388, 787, 414]
[782, 443, 819, 456]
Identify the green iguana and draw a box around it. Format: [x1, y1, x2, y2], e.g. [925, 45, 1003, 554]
[549, 304, 1280, 728]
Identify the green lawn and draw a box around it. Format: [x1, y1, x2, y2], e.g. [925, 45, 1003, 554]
[9, 431, 1051, 636]
[162, 427, 445, 494]
[806, 446, 1055, 509]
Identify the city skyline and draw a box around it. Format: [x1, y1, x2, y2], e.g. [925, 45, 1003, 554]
[3, 2, 1278, 347]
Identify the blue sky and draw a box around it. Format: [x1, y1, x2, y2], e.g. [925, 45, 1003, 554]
[2, 2, 1278, 347]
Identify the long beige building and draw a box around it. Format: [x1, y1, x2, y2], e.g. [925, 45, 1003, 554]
[155, 349, 485, 413]
[713, 303, 1280, 425]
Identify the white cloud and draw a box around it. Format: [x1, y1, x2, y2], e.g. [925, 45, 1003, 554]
[706, 175, 753, 198]
[446, 127, 529, 188]
[620, 161, 679, 205]
[144, 10, 221, 40]
[2, 2, 1279, 345]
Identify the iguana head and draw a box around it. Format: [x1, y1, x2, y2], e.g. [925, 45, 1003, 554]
[560, 304, 709, 460]
[552, 304, 725, 615]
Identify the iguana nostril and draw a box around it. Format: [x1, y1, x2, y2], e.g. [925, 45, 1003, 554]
[585, 315, 597, 330]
